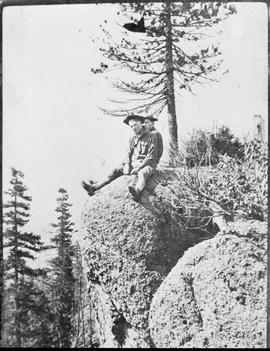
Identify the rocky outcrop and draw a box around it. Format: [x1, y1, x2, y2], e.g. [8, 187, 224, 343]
[149, 220, 267, 348]
[79, 170, 214, 347]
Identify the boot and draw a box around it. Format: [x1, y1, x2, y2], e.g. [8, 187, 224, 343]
[128, 186, 141, 202]
[81, 181, 97, 196]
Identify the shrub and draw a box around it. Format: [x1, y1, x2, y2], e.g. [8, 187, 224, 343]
[213, 126, 244, 161]
[183, 126, 244, 167]
[179, 138, 267, 221]
[183, 129, 209, 167]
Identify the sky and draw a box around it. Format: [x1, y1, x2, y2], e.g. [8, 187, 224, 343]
[2, 2, 268, 262]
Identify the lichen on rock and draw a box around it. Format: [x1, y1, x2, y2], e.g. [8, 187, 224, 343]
[149, 219, 267, 348]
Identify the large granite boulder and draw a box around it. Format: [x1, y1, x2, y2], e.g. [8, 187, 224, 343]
[78, 170, 213, 347]
[149, 220, 267, 348]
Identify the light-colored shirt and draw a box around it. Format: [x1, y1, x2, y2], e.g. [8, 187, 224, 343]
[124, 129, 158, 169]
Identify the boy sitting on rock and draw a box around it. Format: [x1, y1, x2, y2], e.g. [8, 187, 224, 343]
[81, 115, 159, 201]
[144, 116, 163, 164]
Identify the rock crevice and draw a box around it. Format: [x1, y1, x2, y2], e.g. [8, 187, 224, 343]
[149, 220, 267, 348]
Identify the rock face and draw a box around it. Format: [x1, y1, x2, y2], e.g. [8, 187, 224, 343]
[79, 170, 212, 347]
[149, 220, 267, 348]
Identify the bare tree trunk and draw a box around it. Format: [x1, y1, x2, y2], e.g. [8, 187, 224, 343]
[165, 0, 179, 165]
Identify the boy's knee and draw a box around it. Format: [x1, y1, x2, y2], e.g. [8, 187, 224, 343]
[138, 166, 154, 177]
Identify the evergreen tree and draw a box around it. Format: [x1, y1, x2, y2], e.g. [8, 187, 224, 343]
[212, 125, 244, 161]
[183, 126, 244, 167]
[25, 272, 54, 347]
[2, 168, 45, 347]
[14, 275, 54, 347]
[92, 2, 236, 162]
[49, 188, 75, 348]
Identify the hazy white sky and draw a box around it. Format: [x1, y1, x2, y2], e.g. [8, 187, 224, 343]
[3, 2, 268, 248]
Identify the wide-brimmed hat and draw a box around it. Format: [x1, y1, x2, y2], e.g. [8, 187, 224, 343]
[144, 116, 158, 122]
[123, 114, 145, 125]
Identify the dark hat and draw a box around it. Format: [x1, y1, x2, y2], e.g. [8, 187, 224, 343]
[144, 116, 158, 122]
[123, 114, 145, 125]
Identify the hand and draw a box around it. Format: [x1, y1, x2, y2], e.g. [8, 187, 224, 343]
[130, 167, 140, 175]
[123, 164, 131, 175]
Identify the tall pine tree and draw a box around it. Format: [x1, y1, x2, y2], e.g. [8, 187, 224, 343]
[49, 188, 75, 348]
[92, 2, 236, 162]
[25, 270, 61, 347]
[2, 168, 45, 347]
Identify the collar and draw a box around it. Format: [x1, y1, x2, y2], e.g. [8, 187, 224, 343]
[134, 127, 147, 140]
[132, 128, 148, 148]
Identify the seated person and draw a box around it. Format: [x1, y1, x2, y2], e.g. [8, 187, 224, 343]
[144, 116, 163, 163]
[81, 114, 159, 201]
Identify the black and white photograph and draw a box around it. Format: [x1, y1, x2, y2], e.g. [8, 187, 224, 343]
[1, 0, 268, 348]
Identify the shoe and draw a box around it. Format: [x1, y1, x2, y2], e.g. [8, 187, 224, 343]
[81, 181, 96, 196]
[128, 186, 141, 202]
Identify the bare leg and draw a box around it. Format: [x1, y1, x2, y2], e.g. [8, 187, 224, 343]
[129, 166, 154, 201]
[136, 166, 154, 192]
